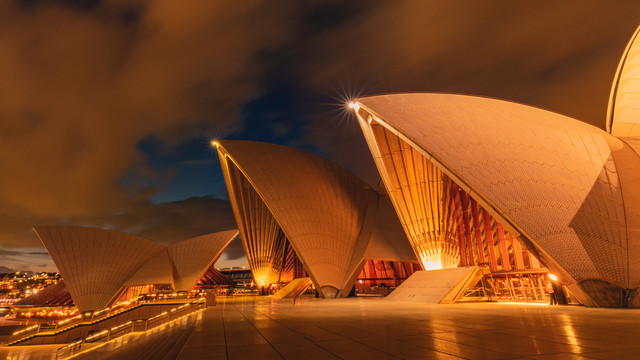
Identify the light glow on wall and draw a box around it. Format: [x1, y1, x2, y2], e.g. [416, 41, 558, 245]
[419, 251, 456, 271]
[251, 270, 268, 287]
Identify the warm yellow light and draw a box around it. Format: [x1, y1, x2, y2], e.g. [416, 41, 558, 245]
[348, 101, 359, 111]
[211, 140, 219, 148]
[421, 259, 443, 271]
[419, 252, 446, 271]
[548, 274, 558, 281]
[252, 270, 271, 287]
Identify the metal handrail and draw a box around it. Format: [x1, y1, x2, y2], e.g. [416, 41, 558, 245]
[9, 324, 40, 342]
[8, 302, 145, 345]
[83, 320, 134, 344]
[54, 298, 205, 359]
[54, 315, 83, 331]
[55, 339, 84, 359]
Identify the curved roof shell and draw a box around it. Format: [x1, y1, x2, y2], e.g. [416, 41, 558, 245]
[34, 226, 166, 312]
[216, 140, 415, 297]
[607, 25, 640, 138]
[354, 93, 640, 298]
[365, 194, 418, 262]
[168, 231, 238, 291]
[125, 248, 173, 287]
[35, 226, 237, 311]
[124, 230, 238, 291]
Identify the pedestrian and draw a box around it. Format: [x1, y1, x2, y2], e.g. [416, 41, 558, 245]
[547, 278, 557, 305]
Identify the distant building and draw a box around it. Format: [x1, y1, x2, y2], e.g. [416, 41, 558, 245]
[217, 268, 253, 287]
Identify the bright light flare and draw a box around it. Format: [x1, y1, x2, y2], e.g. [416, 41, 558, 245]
[211, 140, 219, 148]
[348, 101, 360, 111]
[420, 258, 443, 271]
[548, 274, 558, 281]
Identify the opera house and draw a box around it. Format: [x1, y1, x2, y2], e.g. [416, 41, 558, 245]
[214, 140, 418, 298]
[32, 226, 238, 312]
[16, 27, 640, 334]
[349, 25, 640, 308]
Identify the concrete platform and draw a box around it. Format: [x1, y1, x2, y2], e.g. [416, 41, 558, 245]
[386, 267, 480, 304]
[3, 296, 640, 359]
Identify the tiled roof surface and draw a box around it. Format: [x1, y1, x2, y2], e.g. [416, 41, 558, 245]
[357, 93, 640, 288]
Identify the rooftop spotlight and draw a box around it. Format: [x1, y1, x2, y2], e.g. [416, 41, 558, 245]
[348, 101, 360, 111]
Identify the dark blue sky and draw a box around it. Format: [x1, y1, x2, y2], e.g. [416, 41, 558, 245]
[135, 77, 324, 204]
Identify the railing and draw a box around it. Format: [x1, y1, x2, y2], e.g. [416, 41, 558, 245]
[84, 320, 134, 343]
[54, 298, 204, 360]
[54, 315, 84, 331]
[9, 324, 40, 342]
[7, 302, 144, 345]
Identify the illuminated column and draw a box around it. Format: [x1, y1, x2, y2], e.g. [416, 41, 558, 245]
[497, 224, 512, 271]
[470, 198, 486, 264]
[369, 123, 460, 270]
[458, 191, 475, 265]
[483, 209, 499, 271]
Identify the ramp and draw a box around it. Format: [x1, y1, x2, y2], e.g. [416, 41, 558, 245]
[386, 266, 482, 304]
[271, 278, 312, 300]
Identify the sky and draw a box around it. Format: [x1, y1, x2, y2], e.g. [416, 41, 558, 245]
[0, 0, 639, 273]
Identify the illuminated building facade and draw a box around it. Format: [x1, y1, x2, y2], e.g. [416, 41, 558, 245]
[351, 26, 640, 307]
[215, 140, 418, 298]
[34, 226, 238, 311]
